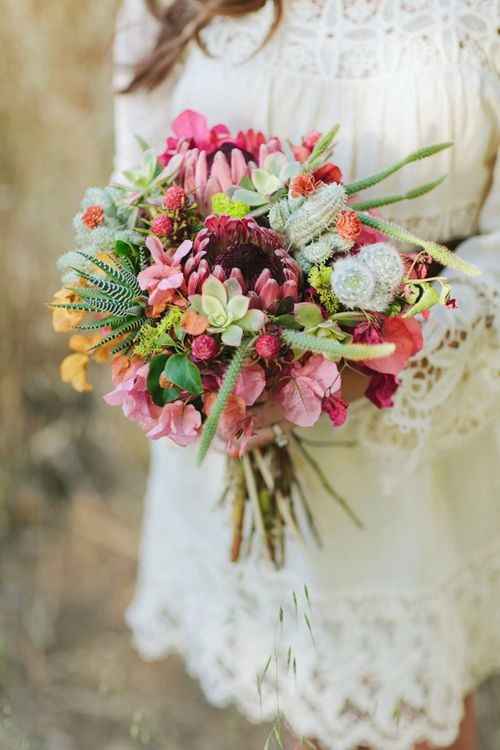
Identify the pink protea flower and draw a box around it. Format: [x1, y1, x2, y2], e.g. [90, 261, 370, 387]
[163, 185, 186, 211]
[146, 401, 202, 446]
[138, 236, 192, 316]
[191, 334, 219, 361]
[255, 334, 280, 360]
[187, 215, 301, 310]
[151, 215, 174, 238]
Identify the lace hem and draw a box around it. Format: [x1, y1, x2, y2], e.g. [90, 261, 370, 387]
[127, 540, 500, 750]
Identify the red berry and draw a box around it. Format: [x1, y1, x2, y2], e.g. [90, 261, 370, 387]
[82, 205, 105, 229]
[164, 185, 186, 211]
[255, 334, 280, 359]
[151, 215, 174, 237]
[192, 334, 219, 361]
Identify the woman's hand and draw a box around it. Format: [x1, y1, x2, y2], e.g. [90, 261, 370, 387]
[244, 368, 371, 452]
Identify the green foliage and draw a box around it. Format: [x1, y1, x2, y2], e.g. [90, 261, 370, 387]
[147, 354, 181, 406]
[349, 175, 447, 211]
[164, 354, 203, 396]
[52, 252, 147, 353]
[133, 308, 183, 359]
[345, 142, 453, 195]
[197, 341, 251, 465]
[308, 265, 340, 314]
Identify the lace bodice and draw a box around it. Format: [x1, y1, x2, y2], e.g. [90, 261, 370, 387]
[201, 0, 500, 79]
[115, 3, 500, 749]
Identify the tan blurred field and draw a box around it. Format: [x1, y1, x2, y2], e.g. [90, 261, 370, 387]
[0, 2, 499, 749]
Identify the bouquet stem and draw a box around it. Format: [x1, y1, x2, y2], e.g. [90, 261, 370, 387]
[225, 436, 362, 568]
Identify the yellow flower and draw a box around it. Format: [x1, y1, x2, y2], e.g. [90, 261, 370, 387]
[69, 332, 114, 364]
[52, 288, 85, 333]
[60, 353, 92, 393]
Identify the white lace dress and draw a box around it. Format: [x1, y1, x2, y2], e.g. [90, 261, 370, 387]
[114, 2, 500, 749]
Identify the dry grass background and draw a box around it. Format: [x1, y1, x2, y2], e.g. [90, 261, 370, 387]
[0, 2, 499, 749]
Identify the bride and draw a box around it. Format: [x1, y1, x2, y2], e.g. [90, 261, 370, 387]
[113, 1, 500, 749]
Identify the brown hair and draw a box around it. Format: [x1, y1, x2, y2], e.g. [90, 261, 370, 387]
[124, 0, 284, 93]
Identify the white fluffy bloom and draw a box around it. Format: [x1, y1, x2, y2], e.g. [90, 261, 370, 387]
[359, 242, 405, 289]
[331, 256, 376, 308]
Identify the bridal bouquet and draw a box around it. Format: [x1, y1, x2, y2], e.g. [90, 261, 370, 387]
[52, 110, 478, 566]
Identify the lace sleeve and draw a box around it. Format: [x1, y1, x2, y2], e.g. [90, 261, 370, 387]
[360, 148, 500, 470]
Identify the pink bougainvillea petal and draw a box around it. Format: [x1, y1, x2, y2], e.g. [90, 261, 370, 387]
[234, 364, 266, 407]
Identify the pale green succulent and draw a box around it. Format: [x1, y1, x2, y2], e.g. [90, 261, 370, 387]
[191, 276, 267, 347]
[232, 153, 301, 208]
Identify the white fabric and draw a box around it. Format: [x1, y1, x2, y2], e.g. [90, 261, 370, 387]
[114, 2, 500, 748]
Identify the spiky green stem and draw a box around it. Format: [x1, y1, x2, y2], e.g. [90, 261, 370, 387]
[345, 142, 453, 196]
[197, 341, 252, 465]
[349, 176, 446, 211]
[356, 213, 480, 276]
[281, 330, 395, 361]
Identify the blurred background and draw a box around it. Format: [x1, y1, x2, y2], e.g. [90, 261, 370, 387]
[0, 2, 499, 749]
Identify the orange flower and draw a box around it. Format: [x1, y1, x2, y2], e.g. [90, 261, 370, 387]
[182, 309, 209, 335]
[336, 210, 362, 241]
[52, 288, 85, 333]
[60, 353, 92, 393]
[69, 333, 115, 364]
[290, 173, 317, 198]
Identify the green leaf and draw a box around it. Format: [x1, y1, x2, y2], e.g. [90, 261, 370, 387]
[156, 333, 176, 348]
[232, 188, 268, 207]
[294, 302, 323, 329]
[252, 168, 282, 196]
[305, 125, 340, 169]
[403, 283, 440, 318]
[164, 354, 203, 396]
[221, 324, 243, 347]
[274, 314, 301, 330]
[134, 134, 151, 153]
[147, 354, 169, 406]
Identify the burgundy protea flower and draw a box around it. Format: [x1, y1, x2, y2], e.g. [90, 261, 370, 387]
[185, 215, 301, 311]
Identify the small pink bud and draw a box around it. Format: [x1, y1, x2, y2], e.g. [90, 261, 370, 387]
[151, 215, 174, 237]
[163, 185, 186, 211]
[255, 334, 280, 360]
[192, 334, 219, 361]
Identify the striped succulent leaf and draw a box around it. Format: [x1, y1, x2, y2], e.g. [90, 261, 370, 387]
[71, 268, 137, 304]
[88, 317, 145, 352]
[112, 331, 141, 355]
[53, 297, 139, 317]
[76, 252, 140, 293]
[75, 315, 125, 332]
